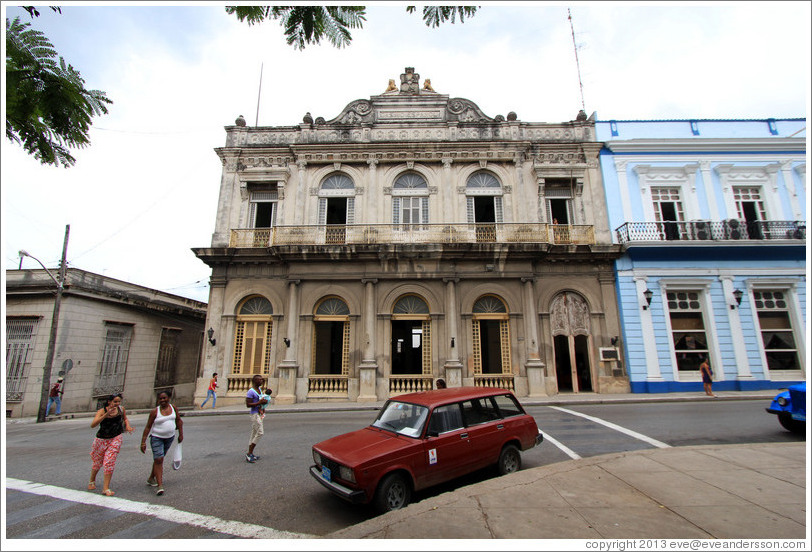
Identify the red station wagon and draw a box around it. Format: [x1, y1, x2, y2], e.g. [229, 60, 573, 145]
[309, 387, 543, 512]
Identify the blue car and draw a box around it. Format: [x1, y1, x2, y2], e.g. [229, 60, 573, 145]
[766, 382, 806, 434]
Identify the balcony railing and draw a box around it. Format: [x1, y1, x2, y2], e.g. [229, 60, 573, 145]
[616, 220, 806, 244]
[230, 223, 595, 248]
[474, 375, 515, 390]
[308, 375, 349, 396]
[389, 375, 434, 394]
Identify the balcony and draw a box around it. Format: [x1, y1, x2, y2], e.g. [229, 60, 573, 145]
[616, 220, 806, 244]
[230, 223, 595, 248]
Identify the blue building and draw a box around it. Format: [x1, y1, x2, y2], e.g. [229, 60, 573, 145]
[596, 118, 806, 393]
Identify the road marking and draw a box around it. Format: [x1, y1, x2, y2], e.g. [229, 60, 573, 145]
[6, 478, 314, 539]
[549, 406, 671, 449]
[540, 430, 582, 459]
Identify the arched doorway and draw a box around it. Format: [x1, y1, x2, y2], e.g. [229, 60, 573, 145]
[231, 296, 273, 393]
[550, 292, 593, 393]
[390, 295, 432, 393]
[472, 295, 513, 389]
[310, 296, 350, 395]
[318, 174, 355, 244]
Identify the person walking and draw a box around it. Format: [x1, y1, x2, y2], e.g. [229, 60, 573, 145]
[140, 391, 183, 496]
[46, 377, 64, 416]
[88, 393, 134, 496]
[245, 374, 268, 463]
[700, 356, 717, 397]
[200, 373, 218, 409]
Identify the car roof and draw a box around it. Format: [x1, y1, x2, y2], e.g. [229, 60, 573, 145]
[389, 387, 514, 409]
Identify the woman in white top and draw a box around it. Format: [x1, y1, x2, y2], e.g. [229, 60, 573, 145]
[140, 390, 183, 495]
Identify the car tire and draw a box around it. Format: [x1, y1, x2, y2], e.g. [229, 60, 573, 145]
[373, 473, 411, 513]
[778, 413, 805, 434]
[497, 444, 522, 475]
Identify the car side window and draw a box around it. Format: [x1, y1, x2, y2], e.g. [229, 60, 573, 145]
[493, 394, 523, 418]
[427, 404, 464, 434]
[461, 397, 500, 426]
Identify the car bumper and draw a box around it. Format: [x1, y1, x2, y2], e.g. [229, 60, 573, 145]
[535, 430, 544, 447]
[765, 408, 786, 415]
[309, 465, 366, 504]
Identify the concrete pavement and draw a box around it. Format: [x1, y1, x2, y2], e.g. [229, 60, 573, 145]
[15, 390, 809, 540]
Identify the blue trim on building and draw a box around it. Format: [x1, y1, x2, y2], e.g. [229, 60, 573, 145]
[630, 380, 806, 394]
[606, 150, 804, 156]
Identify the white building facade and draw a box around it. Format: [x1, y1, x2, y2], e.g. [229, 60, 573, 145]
[194, 68, 629, 405]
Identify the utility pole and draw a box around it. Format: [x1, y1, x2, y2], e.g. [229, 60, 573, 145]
[36, 225, 70, 423]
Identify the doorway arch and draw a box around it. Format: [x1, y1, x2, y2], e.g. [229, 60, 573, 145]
[472, 295, 513, 389]
[310, 296, 350, 394]
[550, 291, 593, 393]
[389, 294, 433, 393]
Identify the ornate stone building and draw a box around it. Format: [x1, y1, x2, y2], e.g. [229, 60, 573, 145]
[193, 68, 627, 405]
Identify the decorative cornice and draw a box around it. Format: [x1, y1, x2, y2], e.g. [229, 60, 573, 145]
[604, 137, 806, 154]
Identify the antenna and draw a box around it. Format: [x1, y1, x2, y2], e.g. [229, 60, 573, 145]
[568, 8, 586, 113]
[255, 62, 264, 127]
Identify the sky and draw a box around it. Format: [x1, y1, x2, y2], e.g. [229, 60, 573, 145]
[2, 1, 810, 305]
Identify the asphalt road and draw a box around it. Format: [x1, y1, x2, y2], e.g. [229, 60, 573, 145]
[5, 399, 804, 538]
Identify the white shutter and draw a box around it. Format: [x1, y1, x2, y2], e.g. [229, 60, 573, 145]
[346, 197, 355, 224]
[467, 197, 475, 223]
[318, 198, 327, 225]
[421, 197, 429, 224]
[392, 197, 400, 224]
[495, 197, 503, 223]
[248, 202, 257, 227]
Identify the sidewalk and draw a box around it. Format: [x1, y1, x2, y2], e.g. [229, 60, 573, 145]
[329, 441, 807, 539]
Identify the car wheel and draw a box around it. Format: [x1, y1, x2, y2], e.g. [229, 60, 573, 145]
[778, 413, 805, 434]
[373, 473, 411, 513]
[497, 444, 521, 475]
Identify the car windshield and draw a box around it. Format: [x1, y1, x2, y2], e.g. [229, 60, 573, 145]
[371, 401, 429, 438]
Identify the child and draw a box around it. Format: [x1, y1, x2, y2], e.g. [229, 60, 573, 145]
[259, 387, 273, 418]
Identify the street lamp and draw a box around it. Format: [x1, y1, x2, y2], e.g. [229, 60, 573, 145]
[19, 225, 70, 423]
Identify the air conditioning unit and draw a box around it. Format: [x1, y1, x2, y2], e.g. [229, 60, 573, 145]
[725, 219, 744, 240]
[692, 221, 711, 240]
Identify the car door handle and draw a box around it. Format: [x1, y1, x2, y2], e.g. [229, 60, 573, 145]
[460, 433, 468, 439]
[497, 424, 504, 430]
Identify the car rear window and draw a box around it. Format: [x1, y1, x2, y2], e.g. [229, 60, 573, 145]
[493, 394, 523, 417]
[461, 397, 501, 426]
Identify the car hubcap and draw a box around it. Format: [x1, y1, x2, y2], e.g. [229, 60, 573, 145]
[504, 452, 518, 472]
[388, 483, 405, 508]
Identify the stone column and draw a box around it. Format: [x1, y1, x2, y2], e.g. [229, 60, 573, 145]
[366, 157, 379, 223]
[276, 279, 300, 404]
[522, 277, 546, 397]
[443, 278, 463, 387]
[358, 279, 379, 401]
[195, 272, 226, 404]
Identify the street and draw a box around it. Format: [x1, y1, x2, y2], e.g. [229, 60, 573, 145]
[5, 399, 805, 539]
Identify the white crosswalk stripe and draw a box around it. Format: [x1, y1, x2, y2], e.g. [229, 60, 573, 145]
[7, 478, 314, 539]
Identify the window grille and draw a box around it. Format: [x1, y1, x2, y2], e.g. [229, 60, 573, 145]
[6, 318, 38, 401]
[154, 328, 180, 388]
[667, 291, 708, 372]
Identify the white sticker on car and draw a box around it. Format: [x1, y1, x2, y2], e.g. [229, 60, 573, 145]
[429, 448, 437, 465]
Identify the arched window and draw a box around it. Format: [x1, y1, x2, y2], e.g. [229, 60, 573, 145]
[393, 173, 429, 229]
[466, 172, 503, 242]
[318, 174, 355, 243]
[471, 295, 511, 380]
[233, 296, 273, 376]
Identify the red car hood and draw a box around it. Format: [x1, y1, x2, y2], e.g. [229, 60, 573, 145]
[315, 426, 413, 467]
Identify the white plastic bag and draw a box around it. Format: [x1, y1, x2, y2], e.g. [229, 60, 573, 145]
[172, 441, 182, 470]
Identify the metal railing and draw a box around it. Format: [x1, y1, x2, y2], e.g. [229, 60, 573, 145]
[230, 223, 595, 248]
[616, 220, 806, 244]
[389, 375, 434, 394]
[6, 376, 27, 402]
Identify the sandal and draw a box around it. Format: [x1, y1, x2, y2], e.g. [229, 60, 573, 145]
[102, 489, 115, 496]
[87, 482, 96, 490]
